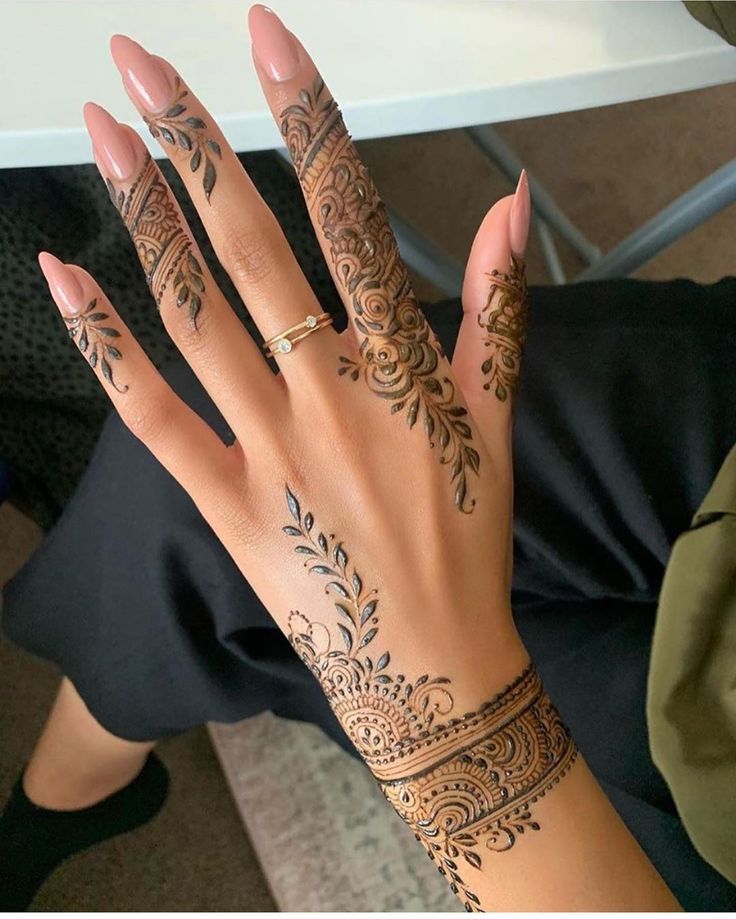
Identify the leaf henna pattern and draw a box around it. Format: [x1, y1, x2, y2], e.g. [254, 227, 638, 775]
[282, 487, 578, 912]
[65, 298, 128, 392]
[280, 80, 480, 513]
[144, 78, 222, 202]
[107, 155, 205, 327]
[479, 256, 528, 402]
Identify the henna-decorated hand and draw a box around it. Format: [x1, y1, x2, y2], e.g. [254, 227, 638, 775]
[38, 6, 678, 911]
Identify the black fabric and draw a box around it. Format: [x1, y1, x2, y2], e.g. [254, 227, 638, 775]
[0, 752, 169, 910]
[0, 154, 343, 529]
[3, 277, 736, 909]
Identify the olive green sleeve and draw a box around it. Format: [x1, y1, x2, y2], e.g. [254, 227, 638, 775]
[683, 2, 736, 46]
[648, 443, 736, 885]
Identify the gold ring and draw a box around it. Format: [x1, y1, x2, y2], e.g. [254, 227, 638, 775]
[263, 312, 333, 357]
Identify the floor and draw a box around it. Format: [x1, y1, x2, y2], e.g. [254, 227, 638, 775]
[1, 80, 734, 910]
[0, 504, 276, 911]
[363, 82, 735, 300]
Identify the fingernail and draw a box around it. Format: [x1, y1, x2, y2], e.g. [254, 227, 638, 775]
[38, 252, 84, 315]
[248, 5, 299, 82]
[509, 169, 530, 259]
[110, 34, 173, 112]
[83, 103, 138, 181]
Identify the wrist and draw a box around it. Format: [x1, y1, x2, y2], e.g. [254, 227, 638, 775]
[406, 612, 530, 715]
[374, 660, 576, 912]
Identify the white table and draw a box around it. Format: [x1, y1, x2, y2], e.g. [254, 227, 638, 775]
[1, 0, 734, 169]
[1, 0, 734, 288]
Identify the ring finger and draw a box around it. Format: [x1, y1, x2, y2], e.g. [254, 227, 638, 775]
[108, 33, 343, 376]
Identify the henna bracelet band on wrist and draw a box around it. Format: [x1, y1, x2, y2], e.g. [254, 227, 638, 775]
[263, 311, 333, 357]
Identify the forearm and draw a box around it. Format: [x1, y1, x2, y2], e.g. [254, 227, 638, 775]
[376, 661, 680, 911]
[463, 749, 680, 911]
[279, 490, 679, 911]
[296, 623, 679, 911]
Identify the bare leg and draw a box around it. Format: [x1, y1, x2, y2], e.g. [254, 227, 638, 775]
[1, 678, 166, 910]
[23, 678, 155, 810]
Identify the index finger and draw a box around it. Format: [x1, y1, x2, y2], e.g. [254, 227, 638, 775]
[249, 5, 482, 513]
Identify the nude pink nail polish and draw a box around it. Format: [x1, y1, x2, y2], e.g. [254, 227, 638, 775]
[509, 170, 531, 259]
[110, 34, 173, 112]
[38, 252, 84, 315]
[83, 103, 138, 181]
[248, 5, 299, 82]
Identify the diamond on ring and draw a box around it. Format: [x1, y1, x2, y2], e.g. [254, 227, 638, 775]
[262, 311, 333, 358]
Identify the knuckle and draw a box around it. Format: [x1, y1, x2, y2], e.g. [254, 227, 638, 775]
[277, 442, 313, 507]
[207, 462, 266, 549]
[163, 298, 215, 359]
[219, 500, 261, 549]
[295, 380, 351, 441]
[121, 393, 175, 445]
[218, 224, 278, 288]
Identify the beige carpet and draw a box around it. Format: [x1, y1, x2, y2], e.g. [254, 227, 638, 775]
[360, 83, 736, 301]
[210, 715, 461, 912]
[2, 79, 734, 910]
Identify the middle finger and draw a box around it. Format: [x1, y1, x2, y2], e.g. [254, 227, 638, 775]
[250, 6, 483, 513]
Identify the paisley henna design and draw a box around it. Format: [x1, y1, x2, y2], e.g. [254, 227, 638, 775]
[280, 80, 480, 513]
[65, 298, 128, 393]
[144, 77, 222, 202]
[478, 256, 528, 402]
[282, 487, 577, 911]
[107, 155, 205, 327]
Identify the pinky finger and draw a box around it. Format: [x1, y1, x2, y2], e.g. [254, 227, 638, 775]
[38, 251, 241, 509]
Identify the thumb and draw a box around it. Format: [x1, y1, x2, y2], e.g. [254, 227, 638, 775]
[453, 171, 530, 453]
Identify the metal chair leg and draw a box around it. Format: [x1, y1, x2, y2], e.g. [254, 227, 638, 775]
[465, 125, 602, 267]
[575, 158, 736, 281]
[385, 209, 464, 297]
[536, 219, 567, 285]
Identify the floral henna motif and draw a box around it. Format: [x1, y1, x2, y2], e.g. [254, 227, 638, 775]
[280, 80, 480, 513]
[479, 256, 528, 402]
[282, 486, 455, 750]
[282, 487, 578, 911]
[144, 78, 222, 202]
[65, 298, 128, 392]
[382, 669, 577, 910]
[107, 155, 205, 327]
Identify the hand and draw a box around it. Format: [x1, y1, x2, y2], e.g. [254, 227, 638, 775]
[38, 6, 677, 911]
[43, 12, 531, 701]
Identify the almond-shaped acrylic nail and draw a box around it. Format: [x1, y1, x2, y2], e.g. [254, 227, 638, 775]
[38, 252, 84, 315]
[509, 169, 531, 259]
[248, 5, 300, 82]
[110, 34, 174, 112]
[83, 103, 138, 181]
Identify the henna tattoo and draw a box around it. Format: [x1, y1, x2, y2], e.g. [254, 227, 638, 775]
[280, 80, 479, 513]
[479, 256, 528, 402]
[282, 487, 577, 911]
[382, 669, 576, 910]
[65, 298, 128, 392]
[107, 155, 205, 327]
[144, 77, 222, 202]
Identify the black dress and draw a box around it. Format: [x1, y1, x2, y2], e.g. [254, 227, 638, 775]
[3, 275, 736, 910]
